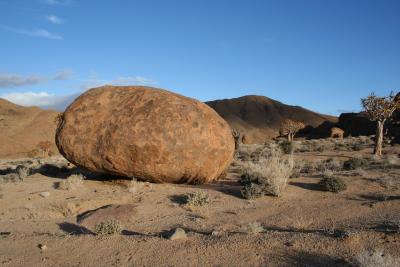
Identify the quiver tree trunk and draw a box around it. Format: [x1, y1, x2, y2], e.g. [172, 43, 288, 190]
[287, 132, 294, 142]
[374, 120, 384, 156]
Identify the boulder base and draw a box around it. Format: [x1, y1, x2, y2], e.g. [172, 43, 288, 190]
[56, 86, 235, 184]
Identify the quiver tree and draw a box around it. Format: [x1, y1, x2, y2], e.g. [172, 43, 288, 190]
[232, 128, 242, 150]
[279, 119, 305, 142]
[361, 92, 400, 156]
[37, 141, 53, 157]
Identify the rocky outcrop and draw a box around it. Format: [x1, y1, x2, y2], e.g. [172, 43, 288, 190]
[206, 95, 337, 143]
[338, 112, 376, 137]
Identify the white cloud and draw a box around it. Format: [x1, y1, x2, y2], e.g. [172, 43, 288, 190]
[336, 109, 358, 114]
[0, 26, 62, 40]
[80, 75, 157, 90]
[46, 15, 63, 24]
[1, 91, 77, 111]
[2, 92, 55, 106]
[0, 73, 45, 88]
[0, 70, 72, 88]
[53, 69, 72, 80]
[111, 76, 157, 86]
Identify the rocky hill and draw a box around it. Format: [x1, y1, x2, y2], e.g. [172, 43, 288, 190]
[206, 95, 337, 143]
[0, 98, 59, 158]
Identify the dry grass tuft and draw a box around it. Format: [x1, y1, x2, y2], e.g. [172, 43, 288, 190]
[243, 222, 264, 234]
[50, 202, 77, 217]
[55, 174, 85, 190]
[239, 154, 294, 199]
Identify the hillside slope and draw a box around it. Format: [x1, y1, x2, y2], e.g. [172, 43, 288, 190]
[0, 98, 59, 158]
[206, 95, 337, 143]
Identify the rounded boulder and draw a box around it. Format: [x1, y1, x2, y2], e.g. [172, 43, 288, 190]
[56, 86, 235, 184]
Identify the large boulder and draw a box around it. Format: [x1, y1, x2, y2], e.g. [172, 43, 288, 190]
[338, 112, 376, 137]
[56, 86, 235, 184]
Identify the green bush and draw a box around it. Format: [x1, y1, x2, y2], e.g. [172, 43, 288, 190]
[94, 219, 122, 235]
[319, 176, 347, 193]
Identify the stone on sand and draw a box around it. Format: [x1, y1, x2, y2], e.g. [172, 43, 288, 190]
[56, 86, 235, 184]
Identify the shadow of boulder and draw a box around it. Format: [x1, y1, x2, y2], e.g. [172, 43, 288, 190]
[58, 222, 94, 235]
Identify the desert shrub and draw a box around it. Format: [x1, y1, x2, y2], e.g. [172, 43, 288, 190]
[319, 176, 347, 193]
[366, 155, 399, 170]
[291, 159, 307, 178]
[324, 158, 342, 171]
[386, 154, 399, 165]
[343, 158, 369, 170]
[94, 219, 122, 235]
[279, 140, 294, 154]
[298, 161, 318, 174]
[321, 169, 334, 179]
[353, 249, 400, 267]
[239, 156, 294, 199]
[184, 192, 211, 207]
[55, 174, 84, 190]
[258, 142, 283, 158]
[311, 158, 342, 173]
[296, 139, 332, 153]
[237, 142, 284, 162]
[335, 142, 347, 151]
[351, 144, 363, 151]
[375, 174, 400, 190]
[243, 222, 264, 234]
[126, 179, 144, 194]
[0, 174, 17, 184]
[358, 135, 372, 145]
[16, 165, 29, 180]
[50, 202, 76, 217]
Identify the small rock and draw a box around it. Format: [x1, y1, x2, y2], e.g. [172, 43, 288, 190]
[39, 192, 50, 198]
[168, 228, 187, 240]
[38, 244, 47, 251]
[77, 204, 136, 229]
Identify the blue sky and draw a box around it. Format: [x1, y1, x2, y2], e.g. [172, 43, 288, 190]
[0, 0, 399, 114]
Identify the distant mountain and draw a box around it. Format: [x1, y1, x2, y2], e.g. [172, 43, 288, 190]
[0, 98, 59, 158]
[206, 95, 337, 143]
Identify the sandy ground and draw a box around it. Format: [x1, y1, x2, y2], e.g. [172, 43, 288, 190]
[0, 145, 399, 266]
